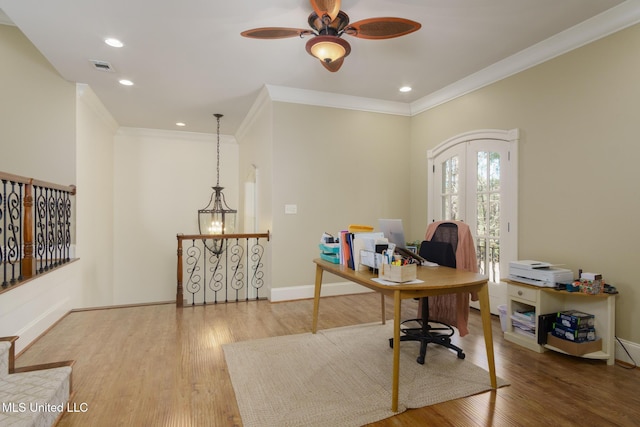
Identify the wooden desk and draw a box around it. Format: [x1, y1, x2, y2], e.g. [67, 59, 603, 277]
[312, 258, 496, 412]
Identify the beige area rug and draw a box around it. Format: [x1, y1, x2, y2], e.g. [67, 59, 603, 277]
[223, 322, 508, 427]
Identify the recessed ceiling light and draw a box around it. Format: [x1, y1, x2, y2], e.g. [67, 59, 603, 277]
[105, 38, 124, 48]
[176, 122, 186, 127]
[118, 79, 134, 86]
[399, 86, 412, 93]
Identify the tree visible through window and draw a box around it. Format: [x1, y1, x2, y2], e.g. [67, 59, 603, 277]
[442, 156, 459, 220]
[476, 151, 501, 282]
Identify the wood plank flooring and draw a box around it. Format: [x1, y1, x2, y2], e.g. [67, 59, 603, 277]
[15, 293, 640, 426]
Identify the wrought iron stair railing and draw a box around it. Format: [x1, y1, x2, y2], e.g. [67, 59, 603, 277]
[1, 171, 76, 292]
[176, 232, 270, 306]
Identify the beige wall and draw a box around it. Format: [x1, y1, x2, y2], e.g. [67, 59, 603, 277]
[410, 23, 640, 343]
[237, 90, 274, 236]
[113, 128, 239, 304]
[0, 24, 75, 184]
[268, 103, 411, 290]
[75, 85, 118, 307]
[237, 93, 274, 298]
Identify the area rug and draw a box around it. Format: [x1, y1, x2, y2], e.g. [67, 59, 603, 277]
[223, 322, 508, 427]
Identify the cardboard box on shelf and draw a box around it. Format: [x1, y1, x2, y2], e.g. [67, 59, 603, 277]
[546, 333, 601, 356]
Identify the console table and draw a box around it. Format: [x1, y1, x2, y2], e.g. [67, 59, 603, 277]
[504, 279, 617, 365]
[312, 258, 495, 412]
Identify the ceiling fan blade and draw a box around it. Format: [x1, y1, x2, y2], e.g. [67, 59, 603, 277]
[241, 27, 313, 39]
[310, 0, 341, 22]
[345, 17, 421, 40]
[320, 57, 344, 72]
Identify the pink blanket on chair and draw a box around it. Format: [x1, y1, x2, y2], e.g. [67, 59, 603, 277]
[425, 221, 479, 337]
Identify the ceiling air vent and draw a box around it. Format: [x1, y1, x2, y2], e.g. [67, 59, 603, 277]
[89, 59, 115, 72]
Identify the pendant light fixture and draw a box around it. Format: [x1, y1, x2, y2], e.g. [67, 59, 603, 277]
[198, 113, 237, 253]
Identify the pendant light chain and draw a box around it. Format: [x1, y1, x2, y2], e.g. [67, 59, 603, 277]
[215, 113, 222, 187]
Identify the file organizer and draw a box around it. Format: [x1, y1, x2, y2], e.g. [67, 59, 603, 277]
[319, 243, 340, 264]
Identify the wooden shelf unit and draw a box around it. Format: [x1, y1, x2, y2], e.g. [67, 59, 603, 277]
[504, 280, 616, 365]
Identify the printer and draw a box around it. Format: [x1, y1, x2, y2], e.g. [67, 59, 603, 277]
[508, 260, 574, 287]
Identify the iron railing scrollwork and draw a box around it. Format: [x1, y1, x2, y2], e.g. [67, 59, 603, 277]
[1, 178, 24, 285]
[34, 184, 73, 272]
[1, 171, 76, 291]
[176, 232, 270, 306]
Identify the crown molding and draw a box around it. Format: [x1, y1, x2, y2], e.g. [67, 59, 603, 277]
[76, 84, 119, 133]
[256, 1, 640, 119]
[235, 85, 271, 142]
[116, 127, 236, 144]
[265, 85, 412, 116]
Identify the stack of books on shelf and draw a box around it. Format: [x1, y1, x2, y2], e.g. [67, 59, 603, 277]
[511, 310, 536, 338]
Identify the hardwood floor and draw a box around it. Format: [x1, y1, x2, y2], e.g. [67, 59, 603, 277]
[15, 293, 640, 426]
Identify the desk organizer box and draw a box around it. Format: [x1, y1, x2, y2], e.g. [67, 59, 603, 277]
[379, 263, 417, 283]
[319, 243, 340, 264]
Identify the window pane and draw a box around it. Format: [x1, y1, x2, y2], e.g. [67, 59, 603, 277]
[476, 193, 487, 236]
[442, 162, 448, 193]
[476, 237, 486, 275]
[442, 156, 460, 221]
[489, 152, 501, 191]
[489, 238, 500, 282]
[443, 195, 459, 220]
[451, 195, 459, 220]
[489, 193, 500, 237]
[442, 196, 449, 219]
[477, 152, 487, 192]
[442, 156, 459, 194]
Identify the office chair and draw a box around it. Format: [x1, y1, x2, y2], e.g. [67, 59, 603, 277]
[389, 222, 465, 364]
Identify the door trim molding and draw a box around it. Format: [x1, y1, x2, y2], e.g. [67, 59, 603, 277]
[427, 128, 519, 160]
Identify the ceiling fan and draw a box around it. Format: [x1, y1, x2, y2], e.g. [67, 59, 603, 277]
[241, 0, 421, 72]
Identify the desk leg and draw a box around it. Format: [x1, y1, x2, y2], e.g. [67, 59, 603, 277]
[380, 293, 386, 325]
[478, 284, 497, 388]
[311, 264, 324, 334]
[391, 290, 401, 412]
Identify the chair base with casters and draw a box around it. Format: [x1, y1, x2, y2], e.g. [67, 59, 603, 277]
[389, 297, 465, 364]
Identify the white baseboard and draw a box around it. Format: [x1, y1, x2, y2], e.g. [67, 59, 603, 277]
[270, 281, 373, 302]
[615, 337, 640, 367]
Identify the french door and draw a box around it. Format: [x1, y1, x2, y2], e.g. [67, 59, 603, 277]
[427, 129, 519, 312]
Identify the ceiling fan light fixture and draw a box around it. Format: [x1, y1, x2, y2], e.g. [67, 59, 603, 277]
[306, 35, 350, 64]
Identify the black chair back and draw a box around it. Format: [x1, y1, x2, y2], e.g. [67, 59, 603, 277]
[431, 222, 459, 252]
[420, 222, 459, 268]
[419, 241, 456, 268]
